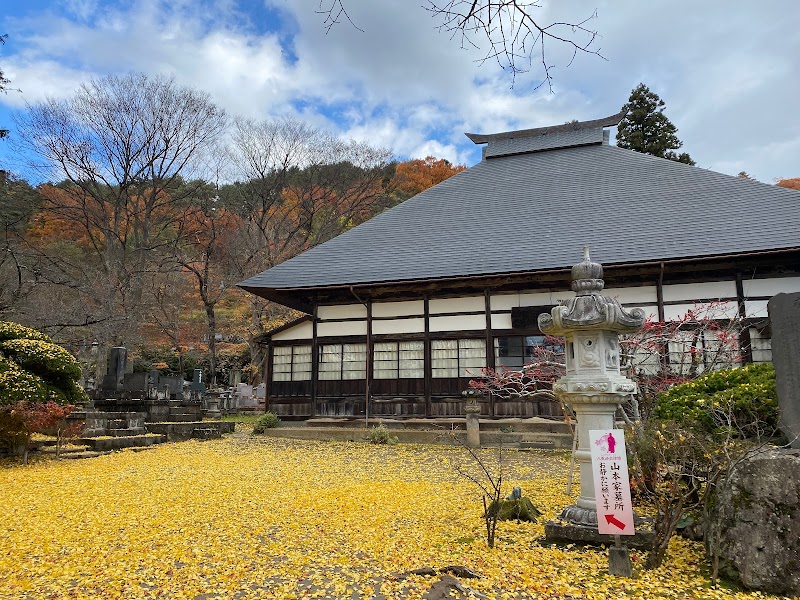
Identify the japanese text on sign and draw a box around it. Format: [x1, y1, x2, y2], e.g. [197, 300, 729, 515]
[589, 429, 635, 535]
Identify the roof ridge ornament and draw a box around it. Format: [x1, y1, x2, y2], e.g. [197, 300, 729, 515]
[465, 110, 625, 145]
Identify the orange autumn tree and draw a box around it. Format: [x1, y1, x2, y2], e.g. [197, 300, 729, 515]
[390, 156, 466, 202]
[170, 195, 244, 386]
[225, 118, 393, 371]
[777, 177, 800, 191]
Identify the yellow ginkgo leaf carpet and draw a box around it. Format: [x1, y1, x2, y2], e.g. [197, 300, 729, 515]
[0, 433, 771, 599]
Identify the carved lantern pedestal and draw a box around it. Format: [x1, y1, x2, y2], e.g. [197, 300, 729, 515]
[539, 248, 652, 546]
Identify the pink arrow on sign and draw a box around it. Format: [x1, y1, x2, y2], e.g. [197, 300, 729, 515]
[605, 514, 626, 531]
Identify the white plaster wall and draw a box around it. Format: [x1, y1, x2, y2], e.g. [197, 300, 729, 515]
[662, 281, 737, 302]
[490, 313, 513, 330]
[429, 314, 486, 332]
[372, 300, 424, 318]
[429, 296, 485, 314]
[742, 276, 800, 298]
[745, 300, 769, 319]
[317, 304, 367, 320]
[489, 293, 524, 311]
[372, 318, 426, 335]
[604, 286, 659, 304]
[663, 301, 739, 321]
[272, 321, 313, 341]
[317, 321, 368, 337]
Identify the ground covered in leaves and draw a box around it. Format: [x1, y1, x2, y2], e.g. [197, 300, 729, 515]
[0, 431, 776, 599]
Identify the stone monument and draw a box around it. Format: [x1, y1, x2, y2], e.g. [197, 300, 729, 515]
[462, 391, 482, 448]
[100, 346, 127, 394]
[539, 248, 649, 545]
[767, 292, 800, 448]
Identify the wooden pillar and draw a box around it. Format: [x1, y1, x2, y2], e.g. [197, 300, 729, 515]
[424, 294, 432, 417]
[657, 262, 669, 374]
[656, 262, 666, 322]
[484, 289, 495, 417]
[736, 274, 753, 364]
[265, 342, 273, 414]
[365, 299, 373, 420]
[310, 303, 319, 417]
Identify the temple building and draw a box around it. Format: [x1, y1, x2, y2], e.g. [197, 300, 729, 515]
[239, 112, 800, 419]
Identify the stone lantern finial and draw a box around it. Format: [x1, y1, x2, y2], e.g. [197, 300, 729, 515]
[571, 245, 604, 295]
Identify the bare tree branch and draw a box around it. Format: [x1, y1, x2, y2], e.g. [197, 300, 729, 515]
[426, 1, 603, 89]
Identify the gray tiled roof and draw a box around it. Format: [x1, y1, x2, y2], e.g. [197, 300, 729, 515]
[484, 127, 604, 158]
[239, 143, 800, 293]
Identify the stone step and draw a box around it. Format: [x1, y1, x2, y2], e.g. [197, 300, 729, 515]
[192, 428, 222, 440]
[518, 432, 574, 450]
[305, 416, 573, 434]
[254, 426, 571, 449]
[53, 450, 109, 460]
[107, 427, 147, 437]
[39, 444, 92, 454]
[166, 414, 201, 423]
[170, 406, 202, 416]
[79, 434, 167, 452]
[146, 421, 235, 442]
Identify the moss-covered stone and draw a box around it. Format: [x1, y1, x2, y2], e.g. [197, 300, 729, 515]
[486, 497, 541, 522]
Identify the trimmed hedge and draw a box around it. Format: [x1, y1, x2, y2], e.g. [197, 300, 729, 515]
[0, 321, 52, 343]
[0, 321, 87, 406]
[655, 363, 778, 433]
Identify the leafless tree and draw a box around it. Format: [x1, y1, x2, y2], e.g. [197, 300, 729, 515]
[13, 73, 227, 351]
[316, 1, 604, 88]
[225, 117, 392, 362]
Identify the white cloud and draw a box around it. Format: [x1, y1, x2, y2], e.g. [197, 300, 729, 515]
[0, 0, 798, 182]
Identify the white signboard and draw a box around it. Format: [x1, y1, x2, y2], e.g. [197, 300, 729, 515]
[589, 429, 635, 536]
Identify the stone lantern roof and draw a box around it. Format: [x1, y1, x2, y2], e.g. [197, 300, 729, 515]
[538, 247, 646, 335]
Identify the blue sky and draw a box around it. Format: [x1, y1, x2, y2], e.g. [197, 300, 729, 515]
[1, 0, 799, 183]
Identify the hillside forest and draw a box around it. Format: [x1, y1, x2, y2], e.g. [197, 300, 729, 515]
[0, 73, 466, 386]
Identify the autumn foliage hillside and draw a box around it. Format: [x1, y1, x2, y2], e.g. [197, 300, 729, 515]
[0, 154, 465, 384]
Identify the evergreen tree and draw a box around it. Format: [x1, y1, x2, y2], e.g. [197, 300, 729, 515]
[616, 83, 695, 165]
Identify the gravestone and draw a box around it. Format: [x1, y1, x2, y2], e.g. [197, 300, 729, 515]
[100, 347, 127, 393]
[237, 383, 255, 406]
[767, 292, 800, 448]
[255, 383, 267, 403]
[160, 375, 183, 399]
[190, 369, 205, 393]
[123, 372, 148, 394]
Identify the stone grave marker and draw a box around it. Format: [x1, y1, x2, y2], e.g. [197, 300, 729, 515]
[768, 292, 800, 448]
[100, 347, 127, 393]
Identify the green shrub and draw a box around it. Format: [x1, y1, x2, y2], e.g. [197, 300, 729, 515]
[366, 423, 398, 445]
[0, 321, 88, 407]
[655, 363, 778, 434]
[0, 357, 51, 403]
[252, 412, 280, 433]
[0, 338, 82, 384]
[0, 321, 51, 343]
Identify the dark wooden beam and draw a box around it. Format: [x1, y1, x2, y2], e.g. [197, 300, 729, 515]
[736, 274, 753, 364]
[265, 343, 274, 414]
[424, 294, 431, 417]
[310, 304, 318, 416]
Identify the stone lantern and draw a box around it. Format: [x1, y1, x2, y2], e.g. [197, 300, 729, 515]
[539, 248, 645, 539]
